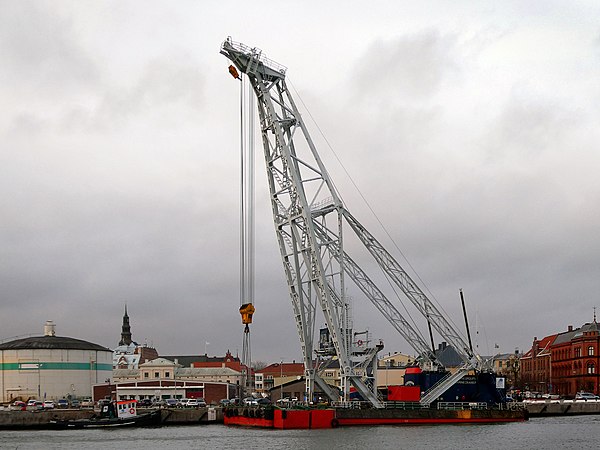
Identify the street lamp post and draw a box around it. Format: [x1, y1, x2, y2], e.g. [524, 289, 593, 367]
[280, 359, 283, 401]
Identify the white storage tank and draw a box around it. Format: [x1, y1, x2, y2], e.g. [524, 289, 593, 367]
[0, 321, 113, 403]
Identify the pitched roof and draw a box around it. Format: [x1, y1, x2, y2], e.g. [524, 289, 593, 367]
[256, 362, 304, 375]
[140, 357, 181, 368]
[113, 368, 140, 378]
[553, 322, 599, 345]
[522, 334, 558, 358]
[434, 343, 464, 367]
[177, 367, 241, 377]
[161, 353, 240, 368]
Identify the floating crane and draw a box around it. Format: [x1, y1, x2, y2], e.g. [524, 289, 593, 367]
[221, 38, 488, 407]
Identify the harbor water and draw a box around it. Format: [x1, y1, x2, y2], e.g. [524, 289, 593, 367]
[1, 415, 599, 449]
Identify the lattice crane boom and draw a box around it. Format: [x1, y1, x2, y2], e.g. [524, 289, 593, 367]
[221, 37, 484, 407]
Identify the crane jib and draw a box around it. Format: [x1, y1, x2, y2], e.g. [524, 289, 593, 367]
[221, 38, 484, 408]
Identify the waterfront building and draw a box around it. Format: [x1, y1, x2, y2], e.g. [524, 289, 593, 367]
[161, 350, 243, 372]
[520, 334, 557, 394]
[0, 321, 113, 403]
[377, 352, 415, 387]
[493, 350, 522, 390]
[551, 321, 600, 396]
[521, 316, 600, 397]
[254, 362, 304, 393]
[114, 357, 243, 385]
[106, 356, 239, 404]
[112, 306, 158, 370]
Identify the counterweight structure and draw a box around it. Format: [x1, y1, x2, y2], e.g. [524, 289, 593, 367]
[221, 38, 486, 407]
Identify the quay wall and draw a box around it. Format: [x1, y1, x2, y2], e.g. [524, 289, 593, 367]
[0, 409, 96, 429]
[525, 400, 600, 416]
[159, 407, 223, 424]
[0, 407, 223, 429]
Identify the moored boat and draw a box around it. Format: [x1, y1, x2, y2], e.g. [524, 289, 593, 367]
[224, 402, 527, 429]
[50, 399, 161, 429]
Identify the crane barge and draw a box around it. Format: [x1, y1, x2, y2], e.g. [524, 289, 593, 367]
[219, 37, 526, 427]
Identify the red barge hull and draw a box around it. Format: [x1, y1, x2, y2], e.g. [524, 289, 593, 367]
[224, 407, 527, 429]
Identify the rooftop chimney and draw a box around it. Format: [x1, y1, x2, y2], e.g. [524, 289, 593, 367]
[44, 320, 56, 337]
[568, 325, 573, 332]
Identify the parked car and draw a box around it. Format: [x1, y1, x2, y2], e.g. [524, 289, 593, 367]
[219, 399, 230, 406]
[243, 397, 258, 406]
[196, 398, 207, 407]
[165, 399, 178, 408]
[27, 399, 38, 407]
[257, 398, 271, 405]
[34, 401, 44, 410]
[176, 398, 189, 408]
[152, 399, 167, 408]
[575, 392, 599, 400]
[138, 398, 153, 407]
[185, 399, 200, 408]
[10, 401, 26, 411]
[70, 399, 81, 408]
[81, 398, 94, 408]
[57, 399, 69, 408]
[43, 401, 55, 409]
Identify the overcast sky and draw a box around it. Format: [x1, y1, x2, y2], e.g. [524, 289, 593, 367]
[1, 1, 599, 364]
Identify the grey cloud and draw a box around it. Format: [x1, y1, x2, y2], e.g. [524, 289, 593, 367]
[483, 94, 578, 160]
[0, 0, 99, 92]
[352, 30, 460, 101]
[95, 54, 205, 123]
[56, 53, 206, 133]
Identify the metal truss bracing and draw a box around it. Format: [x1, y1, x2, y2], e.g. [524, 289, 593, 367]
[342, 209, 483, 371]
[221, 38, 381, 408]
[313, 221, 440, 369]
[221, 38, 484, 407]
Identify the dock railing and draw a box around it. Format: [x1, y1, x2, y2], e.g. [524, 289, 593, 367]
[437, 402, 488, 410]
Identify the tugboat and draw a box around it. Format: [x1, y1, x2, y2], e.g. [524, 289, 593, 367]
[50, 399, 161, 428]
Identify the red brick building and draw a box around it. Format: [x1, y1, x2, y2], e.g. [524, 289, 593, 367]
[520, 334, 557, 394]
[521, 320, 600, 397]
[190, 350, 242, 371]
[551, 322, 600, 397]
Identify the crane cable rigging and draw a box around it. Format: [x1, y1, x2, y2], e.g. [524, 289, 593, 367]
[232, 65, 256, 396]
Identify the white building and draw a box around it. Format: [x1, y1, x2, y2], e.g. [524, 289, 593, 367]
[0, 321, 113, 403]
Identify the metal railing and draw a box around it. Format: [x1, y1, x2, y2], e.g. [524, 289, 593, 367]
[437, 402, 488, 410]
[221, 37, 287, 75]
[383, 401, 430, 410]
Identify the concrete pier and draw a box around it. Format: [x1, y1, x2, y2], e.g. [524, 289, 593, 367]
[0, 407, 223, 429]
[524, 400, 600, 417]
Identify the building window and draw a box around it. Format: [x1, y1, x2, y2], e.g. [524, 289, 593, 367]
[144, 372, 149, 379]
[587, 363, 595, 374]
[575, 348, 581, 358]
[588, 346, 595, 356]
[155, 372, 160, 378]
[165, 372, 170, 378]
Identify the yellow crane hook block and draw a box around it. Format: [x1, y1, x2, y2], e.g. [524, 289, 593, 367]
[239, 303, 255, 325]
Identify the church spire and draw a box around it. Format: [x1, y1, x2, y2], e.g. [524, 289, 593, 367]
[119, 304, 132, 346]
